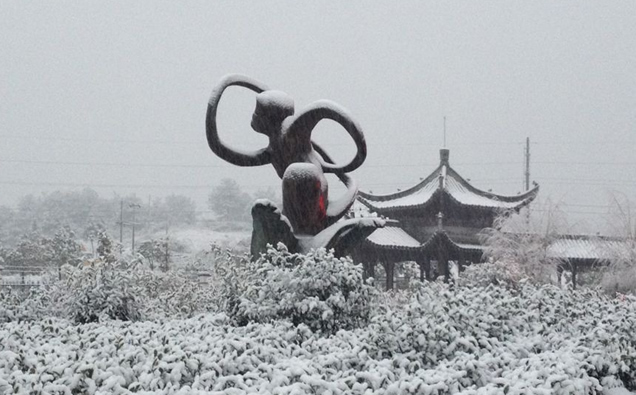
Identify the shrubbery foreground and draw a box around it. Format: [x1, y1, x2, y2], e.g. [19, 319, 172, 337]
[0, 245, 635, 394]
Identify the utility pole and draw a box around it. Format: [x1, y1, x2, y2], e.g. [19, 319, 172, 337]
[162, 219, 170, 272]
[129, 203, 141, 252]
[524, 137, 530, 191]
[524, 137, 531, 225]
[119, 199, 124, 253]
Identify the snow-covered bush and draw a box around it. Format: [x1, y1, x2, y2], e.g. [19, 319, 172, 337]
[131, 265, 218, 320]
[62, 260, 143, 323]
[216, 244, 379, 333]
[459, 259, 524, 288]
[0, 285, 62, 323]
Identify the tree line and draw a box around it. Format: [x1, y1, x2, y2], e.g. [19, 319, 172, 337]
[0, 179, 277, 247]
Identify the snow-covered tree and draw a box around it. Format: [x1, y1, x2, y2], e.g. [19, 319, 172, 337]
[50, 226, 83, 268]
[601, 194, 636, 294]
[480, 200, 569, 284]
[137, 238, 169, 271]
[96, 230, 118, 263]
[208, 178, 252, 222]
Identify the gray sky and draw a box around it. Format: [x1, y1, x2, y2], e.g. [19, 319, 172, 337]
[1, 1, 635, 233]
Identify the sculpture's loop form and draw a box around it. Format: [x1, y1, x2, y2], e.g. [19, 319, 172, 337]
[205, 74, 384, 258]
[206, 74, 271, 167]
[288, 100, 367, 174]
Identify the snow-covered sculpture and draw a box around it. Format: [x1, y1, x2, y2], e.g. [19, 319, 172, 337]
[206, 74, 384, 257]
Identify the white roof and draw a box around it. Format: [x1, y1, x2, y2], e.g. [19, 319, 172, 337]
[362, 178, 439, 209]
[366, 226, 421, 248]
[359, 157, 538, 212]
[547, 237, 630, 261]
[445, 174, 532, 209]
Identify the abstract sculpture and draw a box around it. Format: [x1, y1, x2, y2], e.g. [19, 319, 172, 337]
[206, 74, 384, 258]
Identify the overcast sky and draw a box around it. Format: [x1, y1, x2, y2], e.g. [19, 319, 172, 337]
[1, 1, 635, 233]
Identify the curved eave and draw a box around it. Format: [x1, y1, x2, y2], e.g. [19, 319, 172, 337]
[362, 239, 421, 251]
[363, 226, 422, 251]
[420, 231, 485, 254]
[443, 186, 539, 213]
[357, 161, 539, 214]
[357, 189, 441, 215]
[446, 165, 540, 206]
[358, 164, 443, 202]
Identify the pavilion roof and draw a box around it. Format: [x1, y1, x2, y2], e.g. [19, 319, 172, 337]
[365, 225, 422, 250]
[547, 235, 631, 262]
[364, 227, 485, 255]
[358, 149, 539, 213]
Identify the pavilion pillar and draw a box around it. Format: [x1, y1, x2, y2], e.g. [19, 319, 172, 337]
[557, 264, 564, 287]
[384, 262, 394, 290]
[443, 259, 450, 283]
[417, 258, 432, 282]
[571, 261, 578, 290]
[437, 242, 449, 283]
[364, 261, 376, 281]
[457, 250, 466, 280]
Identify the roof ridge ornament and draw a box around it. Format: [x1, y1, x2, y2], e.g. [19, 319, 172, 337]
[440, 148, 450, 165]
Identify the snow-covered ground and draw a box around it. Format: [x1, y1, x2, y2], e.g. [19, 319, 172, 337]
[158, 227, 251, 253]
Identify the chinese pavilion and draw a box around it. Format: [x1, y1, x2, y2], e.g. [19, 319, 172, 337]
[350, 148, 540, 289]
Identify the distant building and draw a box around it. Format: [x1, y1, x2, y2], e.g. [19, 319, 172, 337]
[350, 148, 539, 289]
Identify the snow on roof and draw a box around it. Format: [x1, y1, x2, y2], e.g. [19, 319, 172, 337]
[360, 178, 439, 209]
[547, 236, 629, 261]
[451, 241, 485, 252]
[366, 226, 421, 249]
[444, 173, 534, 209]
[359, 149, 538, 212]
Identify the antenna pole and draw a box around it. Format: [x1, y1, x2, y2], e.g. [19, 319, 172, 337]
[524, 137, 530, 191]
[443, 116, 446, 148]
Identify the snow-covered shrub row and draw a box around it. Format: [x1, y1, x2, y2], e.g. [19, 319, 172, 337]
[2, 281, 634, 394]
[0, 287, 48, 323]
[215, 244, 379, 333]
[0, 259, 218, 324]
[365, 282, 636, 393]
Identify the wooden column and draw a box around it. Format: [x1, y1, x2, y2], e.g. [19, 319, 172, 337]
[443, 259, 450, 283]
[572, 261, 577, 290]
[437, 241, 449, 283]
[364, 261, 376, 281]
[556, 264, 564, 287]
[384, 262, 394, 290]
[417, 258, 431, 282]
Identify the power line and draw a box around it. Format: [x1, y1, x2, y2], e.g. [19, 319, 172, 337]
[0, 134, 201, 146]
[3, 157, 636, 169]
[4, 132, 635, 147]
[0, 159, 225, 169]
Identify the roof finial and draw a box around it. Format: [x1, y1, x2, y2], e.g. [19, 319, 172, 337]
[443, 116, 447, 148]
[440, 148, 450, 165]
